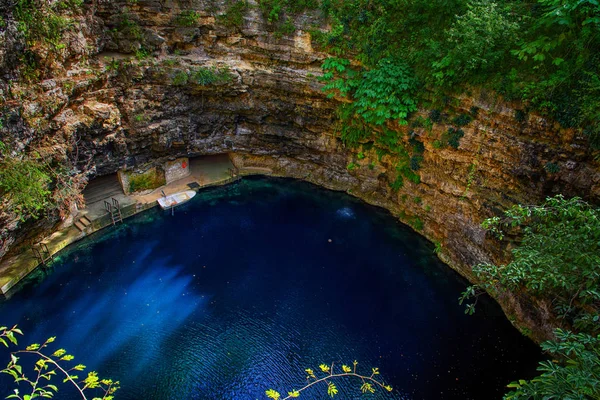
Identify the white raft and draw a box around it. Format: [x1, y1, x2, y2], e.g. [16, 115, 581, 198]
[157, 190, 196, 210]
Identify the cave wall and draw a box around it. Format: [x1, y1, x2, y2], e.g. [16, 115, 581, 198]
[1, 0, 599, 341]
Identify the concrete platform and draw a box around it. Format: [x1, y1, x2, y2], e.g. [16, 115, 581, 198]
[0, 154, 237, 296]
[131, 154, 234, 205]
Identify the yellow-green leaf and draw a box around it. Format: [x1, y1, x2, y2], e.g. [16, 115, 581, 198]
[361, 382, 375, 394]
[327, 382, 338, 397]
[319, 364, 330, 373]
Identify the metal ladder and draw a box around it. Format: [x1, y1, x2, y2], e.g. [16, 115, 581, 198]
[32, 242, 53, 266]
[104, 198, 123, 225]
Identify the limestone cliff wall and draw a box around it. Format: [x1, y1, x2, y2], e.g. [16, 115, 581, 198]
[1, 0, 599, 341]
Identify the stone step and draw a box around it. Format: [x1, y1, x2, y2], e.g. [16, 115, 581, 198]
[80, 216, 91, 226]
[74, 221, 86, 232]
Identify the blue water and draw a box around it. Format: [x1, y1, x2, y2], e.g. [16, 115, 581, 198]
[0, 177, 540, 399]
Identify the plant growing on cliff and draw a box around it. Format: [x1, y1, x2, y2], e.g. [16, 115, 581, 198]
[218, 0, 249, 30]
[265, 361, 392, 399]
[171, 70, 189, 86]
[14, 0, 80, 48]
[257, 0, 318, 23]
[175, 10, 202, 27]
[190, 66, 233, 86]
[321, 57, 419, 133]
[460, 195, 600, 332]
[432, 0, 520, 86]
[0, 143, 51, 220]
[459, 195, 600, 398]
[320, 57, 421, 189]
[0, 325, 119, 400]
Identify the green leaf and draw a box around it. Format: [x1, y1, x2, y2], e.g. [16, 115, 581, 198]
[265, 389, 281, 399]
[327, 382, 338, 397]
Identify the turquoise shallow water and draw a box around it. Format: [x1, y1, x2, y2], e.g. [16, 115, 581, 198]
[0, 177, 539, 399]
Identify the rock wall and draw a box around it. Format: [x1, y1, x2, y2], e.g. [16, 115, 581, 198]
[1, 0, 599, 341]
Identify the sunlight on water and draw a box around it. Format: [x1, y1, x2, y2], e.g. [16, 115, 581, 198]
[335, 207, 356, 219]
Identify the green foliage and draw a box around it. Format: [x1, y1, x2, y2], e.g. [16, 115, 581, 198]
[302, 0, 600, 150]
[452, 113, 472, 127]
[170, 67, 234, 87]
[128, 169, 164, 193]
[0, 145, 51, 220]
[321, 57, 421, 185]
[463, 195, 600, 332]
[218, 0, 249, 29]
[0, 325, 119, 400]
[266, 361, 392, 399]
[171, 70, 189, 86]
[322, 57, 419, 128]
[432, 0, 520, 86]
[257, 0, 318, 23]
[353, 58, 419, 125]
[11, 0, 82, 80]
[390, 174, 404, 192]
[13, 0, 79, 47]
[190, 66, 233, 86]
[115, 11, 144, 41]
[439, 127, 465, 149]
[544, 162, 560, 174]
[514, 109, 528, 123]
[175, 10, 202, 27]
[409, 137, 425, 170]
[409, 155, 422, 171]
[274, 16, 295, 38]
[135, 47, 149, 60]
[459, 195, 600, 398]
[428, 110, 443, 124]
[411, 217, 424, 231]
[462, 161, 478, 198]
[504, 329, 600, 400]
[434, 240, 443, 254]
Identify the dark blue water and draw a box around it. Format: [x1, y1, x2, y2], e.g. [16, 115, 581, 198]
[0, 177, 540, 399]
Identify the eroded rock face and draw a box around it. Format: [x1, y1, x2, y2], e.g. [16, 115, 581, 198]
[1, 0, 599, 341]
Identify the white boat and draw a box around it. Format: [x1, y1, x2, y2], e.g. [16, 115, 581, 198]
[157, 190, 196, 210]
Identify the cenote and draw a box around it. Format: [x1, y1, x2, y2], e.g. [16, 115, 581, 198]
[0, 177, 540, 399]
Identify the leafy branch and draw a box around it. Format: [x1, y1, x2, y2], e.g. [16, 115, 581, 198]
[0, 325, 119, 400]
[265, 361, 393, 399]
[460, 195, 600, 331]
[504, 329, 600, 399]
[458, 195, 600, 399]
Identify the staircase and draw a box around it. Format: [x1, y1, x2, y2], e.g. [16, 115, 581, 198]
[74, 215, 92, 232]
[104, 198, 123, 225]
